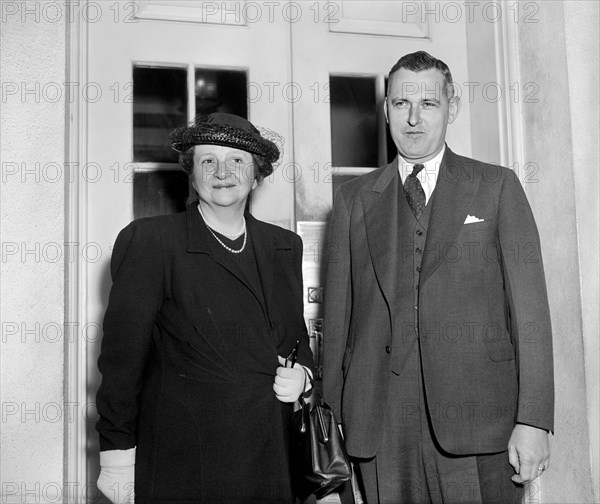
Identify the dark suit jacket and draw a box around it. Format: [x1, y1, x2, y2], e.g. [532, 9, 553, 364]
[96, 204, 313, 502]
[323, 147, 554, 458]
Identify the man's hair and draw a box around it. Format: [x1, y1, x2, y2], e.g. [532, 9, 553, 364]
[387, 51, 455, 99]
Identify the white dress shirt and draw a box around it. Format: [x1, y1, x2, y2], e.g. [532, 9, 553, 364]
[397, 145, 446, 205]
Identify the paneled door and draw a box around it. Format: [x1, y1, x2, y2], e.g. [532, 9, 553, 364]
[73, 1, 487, 501]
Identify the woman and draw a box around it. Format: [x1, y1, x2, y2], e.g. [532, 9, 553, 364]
[96, 113, 314, 503]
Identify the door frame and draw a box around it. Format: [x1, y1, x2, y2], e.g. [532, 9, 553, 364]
[65, 1, 89, 499]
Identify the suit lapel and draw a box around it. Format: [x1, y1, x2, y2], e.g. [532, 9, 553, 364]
[420, 147, 482, 284]
[362, 159, 401, 310]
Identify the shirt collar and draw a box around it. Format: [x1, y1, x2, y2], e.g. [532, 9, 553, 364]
[397, 144, 446, 184]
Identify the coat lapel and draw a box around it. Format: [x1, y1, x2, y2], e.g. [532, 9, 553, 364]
[420, 147, 482, 284]
[362, 159, 401, 310]
[246, 214, 285, 322]
[186, 204, 267, 314]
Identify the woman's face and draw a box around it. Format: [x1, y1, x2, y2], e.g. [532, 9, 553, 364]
[191, 144, 257, 210]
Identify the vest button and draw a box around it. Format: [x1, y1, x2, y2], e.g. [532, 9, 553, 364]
[416, 229, 423, 236]
[415, 247, 422, 254]
[416, 266, 421, 273]
[385, 345, 391, 354]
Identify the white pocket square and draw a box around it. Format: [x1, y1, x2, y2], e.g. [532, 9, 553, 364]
[464, 214, 485, 224]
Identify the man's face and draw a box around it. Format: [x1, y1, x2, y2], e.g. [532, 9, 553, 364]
[385, 68, 460, 163]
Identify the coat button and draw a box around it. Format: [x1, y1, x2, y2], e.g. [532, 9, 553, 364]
[385, 345, 391, 354]
[415, 247, 422, 254]
[416, 229, 423, 236]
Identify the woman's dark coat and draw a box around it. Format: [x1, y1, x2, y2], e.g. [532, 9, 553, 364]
[96, 204, 313, 503]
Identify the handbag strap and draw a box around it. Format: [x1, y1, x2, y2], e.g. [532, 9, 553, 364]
[297, 378, 332, 442]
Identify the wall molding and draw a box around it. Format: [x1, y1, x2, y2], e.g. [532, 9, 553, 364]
[494, 11, 525, 169]
[494, 13, 546, 504]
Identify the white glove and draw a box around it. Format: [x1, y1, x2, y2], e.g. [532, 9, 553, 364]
[97, 448, 136, 504]
[274, 357, 314, 403]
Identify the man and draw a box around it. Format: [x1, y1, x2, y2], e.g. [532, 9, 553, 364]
[323, 51, 553, 503]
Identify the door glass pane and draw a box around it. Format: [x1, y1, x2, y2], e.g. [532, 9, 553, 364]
[329, 75, 378, 167]
[133, 66, 187, 163]
[195, 68, 247, 117]
[133, 170, 189, 219]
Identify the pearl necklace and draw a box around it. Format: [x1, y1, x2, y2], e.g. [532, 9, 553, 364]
[198, 205, 247, 254]
[197, 205, 245, 238]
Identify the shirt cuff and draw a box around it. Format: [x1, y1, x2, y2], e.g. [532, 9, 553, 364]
[100, 447, 136, 467]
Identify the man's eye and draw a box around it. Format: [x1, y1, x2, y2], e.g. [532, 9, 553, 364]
[232, 158, 244, 164]
[394, 101, 408, 108]
[423, 101, 437, 108]
[202, 159, 215, 165]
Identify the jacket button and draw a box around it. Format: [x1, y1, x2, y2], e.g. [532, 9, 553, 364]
[385, 345, 391, 354]
[415, 247, 422, 254]
[416, 229, 423, 236]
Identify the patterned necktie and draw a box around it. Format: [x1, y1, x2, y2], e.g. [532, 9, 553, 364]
[404, 163, 426, 220]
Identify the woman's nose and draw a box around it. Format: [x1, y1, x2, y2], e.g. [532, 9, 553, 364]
[214, 160, 228, 178]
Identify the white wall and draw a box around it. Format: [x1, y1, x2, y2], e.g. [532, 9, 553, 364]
[516, 2, 598, 502]
[563, 1, 600, 500]
[0, 2, 65, 502]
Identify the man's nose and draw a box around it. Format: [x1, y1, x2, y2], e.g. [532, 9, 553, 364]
[408, 105, 421, 127]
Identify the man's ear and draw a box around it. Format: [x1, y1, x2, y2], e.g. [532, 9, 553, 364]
[448, 96, 461, 124]
[384, 99, 389, 124]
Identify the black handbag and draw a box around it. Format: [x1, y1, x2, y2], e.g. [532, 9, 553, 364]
[290, 381, 352, 499]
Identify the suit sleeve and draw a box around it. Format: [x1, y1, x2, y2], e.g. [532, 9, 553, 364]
[322, 189, 353, 418]
[96, 220, 164, 451]
[497, 174, 554, 432]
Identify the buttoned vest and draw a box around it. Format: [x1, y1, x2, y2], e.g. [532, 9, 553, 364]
[394, 180, 434, 356]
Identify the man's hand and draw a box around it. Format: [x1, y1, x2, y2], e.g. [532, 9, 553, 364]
[273, 356, 306, 403]
[508, 424, 550, 483]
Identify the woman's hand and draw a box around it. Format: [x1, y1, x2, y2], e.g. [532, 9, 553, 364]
[273, 356, 307, 403]
[97, 448, 135, 504]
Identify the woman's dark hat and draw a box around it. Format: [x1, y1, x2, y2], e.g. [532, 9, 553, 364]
[169, 113, 280, 163]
